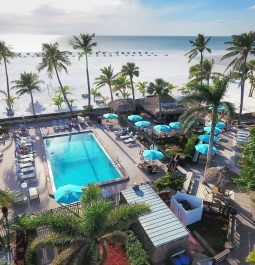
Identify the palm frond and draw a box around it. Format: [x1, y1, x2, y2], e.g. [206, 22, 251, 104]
[52, 246, 79, 265]
[102, 231, 127, 245]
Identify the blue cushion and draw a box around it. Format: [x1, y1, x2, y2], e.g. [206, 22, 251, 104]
[173, 258, 182, 265]
[180, 255, 190, 264]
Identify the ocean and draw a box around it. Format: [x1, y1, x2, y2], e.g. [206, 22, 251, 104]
[0, 34, 231, 52]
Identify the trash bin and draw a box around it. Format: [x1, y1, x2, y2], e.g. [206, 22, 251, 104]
[97, 116, 102, 124]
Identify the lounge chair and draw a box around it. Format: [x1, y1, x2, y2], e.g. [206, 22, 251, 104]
[77, 116, 84, 124]
[124, 135, 137, 144]
[0, 152, 3, 162]
[17, 157, 34, 163]
[16, 161, 34, 169]
[120, 132, 133, 140]
[18, 172, 36, 181]
[18, 166, 35, 174]
[17, 153, 33, 159]
[58, 120, 65, 130]
[52, 120, 59, 131]
[63, 118, 70, 129]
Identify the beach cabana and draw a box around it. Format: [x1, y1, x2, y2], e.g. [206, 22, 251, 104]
[121, 184, 189, 265]
[171, 192, 203, 226]
[108, 99, 136, 114]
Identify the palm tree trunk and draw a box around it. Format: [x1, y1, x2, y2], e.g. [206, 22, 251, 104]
[205, 107, 217, 170]
[130, 76, 136, 106]
[109, 83, 113, 101]
[238, 59, 247, 125]
[3, 58, 12, 112]
[2, 207, 11, 263]
[200, 52, 203, 85]
[85, 53, 91, 107]
[30, 91, 36, 116]
[158, 95, 162, 120]
[54, 65, 73, 113]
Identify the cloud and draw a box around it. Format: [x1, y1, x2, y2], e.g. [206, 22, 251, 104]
[248, 5, 255, 10]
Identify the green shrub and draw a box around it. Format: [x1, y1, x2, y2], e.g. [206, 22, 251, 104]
[153, 172, 186, 191]
[183, 133, 197, 157]
[126, 231, 151, 265]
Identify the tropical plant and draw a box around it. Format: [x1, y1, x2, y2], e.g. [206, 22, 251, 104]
[0, 90, 16, 110]
[222, 31, 255, 124]
[247, 60, 255, 97]
[135, 81, 148, 98]
[94, 65, 117, 102]
[178, 77, 235, 169]
[153, 172, 186, 191]
[20, 185, 150, 265]
[247, 251, 255, 264]
[186, 34, 211, 85]
[112, 74, 131, 99]
[12, 72, 43, 116]
[147, 79, 175, 120]
[52, 93, 64, 110]
[0, 41, 17, 114]
[72, 33, 97, 107]
[235, 128, 255, 191]
[121, 62, 139, 104]
[189, 59, 215, 85]
[183, 134, 198, 157]
[91, 87, 101, 102]
[38, 42, 72, 112]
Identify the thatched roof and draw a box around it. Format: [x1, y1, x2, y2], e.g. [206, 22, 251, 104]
[108, 99, 135, 113]
[136, 95, 186, 116]
[203, 166, 239, 191]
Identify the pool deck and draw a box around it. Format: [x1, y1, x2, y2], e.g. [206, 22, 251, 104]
[0, 120, 166, 215]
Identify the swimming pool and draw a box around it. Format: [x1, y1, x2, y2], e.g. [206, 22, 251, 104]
[43, 132, 122, 191]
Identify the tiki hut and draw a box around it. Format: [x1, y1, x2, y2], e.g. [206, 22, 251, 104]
[203, 166, 238, 191]
[107, 99, 135, 114]
[136, 95, 186, 121]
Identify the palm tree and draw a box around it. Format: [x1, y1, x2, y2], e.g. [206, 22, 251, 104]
[136, 81, 148, 98]
[72, 33, 97, 107]
[179, 77, 235, 169]
[52, 93, 64, 109]
[121, 62, 139, 104]
[12, 72, 43, 116]
[20, 185, 150, 264]
[94, 65, 117, 102]
[91, 87, 101, 102]
[38, 42, 73, 112]
[247, 60, 255, 97]
[0, 90, 16, 110]
[189, 59, 215, 85]
[186, 34, 212, 85]
[0, 41, 17, 114]
[147, 79, 175, 120]
[112, 74, 131, 99]
[222, 31, 255, 124]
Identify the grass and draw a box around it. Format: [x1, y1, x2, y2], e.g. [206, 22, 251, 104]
[188, 212, 229, 254]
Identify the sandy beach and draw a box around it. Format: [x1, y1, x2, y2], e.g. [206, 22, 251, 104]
[0, 50, 254, 118]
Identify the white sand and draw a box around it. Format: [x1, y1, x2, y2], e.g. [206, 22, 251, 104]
[0, 50, 254, 119]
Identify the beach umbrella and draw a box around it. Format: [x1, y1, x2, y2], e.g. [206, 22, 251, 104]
[207, 121, 225, 128]
[128, 115, 142, 122]
[204, 126, 222, 134]
[142, 150, 164, 160]
[135, 121, 151, 127]
[195, 143, 217, 155]
[209, 105, 225, 112]
[198, 134, 219, 143]
[154, 125, 171, 132]
[203, 166, 238, 191]
[103, 113, 118, 119]
[54, 184, 83, 204]
[169, 122, 180, 129]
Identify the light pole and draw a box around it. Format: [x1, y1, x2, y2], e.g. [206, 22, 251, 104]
[21, 182, 30, 212]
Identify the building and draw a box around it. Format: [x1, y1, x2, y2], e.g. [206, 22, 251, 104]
[107, 99, 136, 114]
[121, 184, 190, 265]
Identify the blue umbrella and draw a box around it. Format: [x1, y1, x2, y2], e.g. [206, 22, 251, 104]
[103, 113, 118, 119]
[169, 122, 180, 129]
[207, 121, 225, 128]
[143, 150, 164, 160]
[204, 126, 222, 134]
[135, 121, 151, 127]
[195, 144, 217, 155]
[128, 115, 142, 122]
[54, 185, 83, 204]
[154, 125, 171, 132]
[198, 134, 219, 143]
[209, 105, 225, 112]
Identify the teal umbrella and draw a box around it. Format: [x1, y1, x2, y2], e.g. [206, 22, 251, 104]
[154, 125, 171, 132]
[209, 105, 225, 113]
[135, 121, 151, 127]
[207, 121, 225, 128]
[128, 115, 142, 122]
[198, 134, 219, 143]
[103, 113, 118, 119]
[54, 185, 83, 204]
[143, 150, 164, 160]
[169, 122, 180, 129]
[195, 144, 217, 155]
[204, 126, 222, 134]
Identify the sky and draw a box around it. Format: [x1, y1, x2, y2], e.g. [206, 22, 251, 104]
[0, 0, 255, 36]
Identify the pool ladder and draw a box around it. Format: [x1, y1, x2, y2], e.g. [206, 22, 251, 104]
[112, 156, 119, 165]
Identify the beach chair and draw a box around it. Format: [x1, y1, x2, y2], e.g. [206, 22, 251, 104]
[16, 161, 34, 169]
[17, 157, 34, 164]
[58, 120, 65, 130]
[120, 131, 133, 140]
[18, 172, 36, 181]
[52, 120, 59, 131]
[124, 135, 137, 144]
[0, 152, 3, 162]
[63, 118, 70, 129]
[18, 166, 35, 174]
[17, 153, 34, 159]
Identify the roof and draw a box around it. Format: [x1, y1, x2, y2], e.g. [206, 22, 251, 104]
[108, 99, 135, 113]
[136, 95, 186, 116]
[121, 184, 189, 247]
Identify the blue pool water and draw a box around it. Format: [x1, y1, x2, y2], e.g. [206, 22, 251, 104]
[43, 132, 121, 189]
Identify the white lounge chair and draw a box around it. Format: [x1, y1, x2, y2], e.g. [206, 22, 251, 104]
[124, 135, 137, 144]
[63, 118, 70, 129]
[18, 172, 36, 180]
[17, 153, 33, 159]
[16, 162, 34, 169]
[17, 157, 34, 163]
[18, 166, 35, 174]
[120, 132, 133, 140]
[52, 120, 59, 131]
[58, 120, 65, 130]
